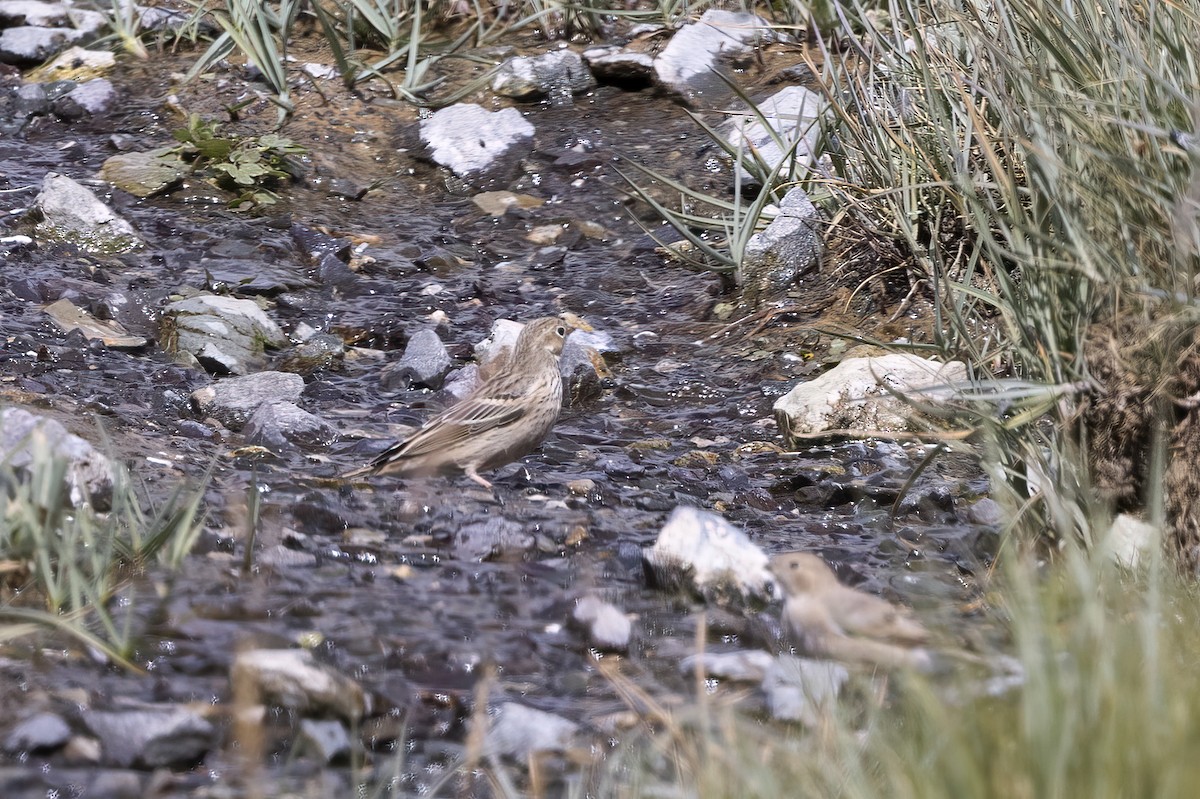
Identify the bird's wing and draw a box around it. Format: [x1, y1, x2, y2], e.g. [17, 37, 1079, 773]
[372, 391, 527, 463]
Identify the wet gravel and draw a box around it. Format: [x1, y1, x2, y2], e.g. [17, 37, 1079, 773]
[0, 40, 999, 796]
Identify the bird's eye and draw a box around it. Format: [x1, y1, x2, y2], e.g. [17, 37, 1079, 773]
[556, 326, 566, 337]
[790, 562, 799, 570]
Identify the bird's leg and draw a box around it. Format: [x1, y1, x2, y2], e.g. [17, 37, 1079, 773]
[465, 467, 493, 490]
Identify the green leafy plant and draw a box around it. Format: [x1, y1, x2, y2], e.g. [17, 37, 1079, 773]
[171, 113, 306, 207]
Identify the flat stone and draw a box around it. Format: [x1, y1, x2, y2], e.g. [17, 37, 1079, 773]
[99, 149, 185, 197]
[583, 46, 654, 86]
[643, 505, 775, 604]
[456, 518, 535, 561]
[722, 85, 827, 187]
[773, 354, 969, 442]
[53, 76, 114, 117]
[28, 45, 113, 81]
[34, 172, 141, 254]
[681, 649, 778, 682]
[42, 298, 147, 348]
[296, 719, 351, 764]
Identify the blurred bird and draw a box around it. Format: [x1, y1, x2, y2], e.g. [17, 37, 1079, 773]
[769, 552, 932, 670]
[345, 316, 574, 489]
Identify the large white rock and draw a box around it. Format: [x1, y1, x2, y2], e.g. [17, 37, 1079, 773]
[418, 103, 534, 179]
[643, 505, 775, 604]
[774, 354, 968, 442]
[653, 10, 780, 103]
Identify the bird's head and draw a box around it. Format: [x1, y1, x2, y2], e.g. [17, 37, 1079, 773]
[769, 552, 837, 595]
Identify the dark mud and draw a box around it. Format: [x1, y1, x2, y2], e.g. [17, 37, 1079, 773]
[0, 37, 996, 796]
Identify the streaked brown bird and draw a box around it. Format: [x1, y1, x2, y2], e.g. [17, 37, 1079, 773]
[769, 552, 932, 670]
[345, 316, 574, 489]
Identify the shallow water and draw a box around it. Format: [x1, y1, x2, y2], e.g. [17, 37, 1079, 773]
[0, 40, 996, 795]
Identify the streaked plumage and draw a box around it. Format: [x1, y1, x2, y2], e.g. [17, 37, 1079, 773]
[345, 316, 573, 488]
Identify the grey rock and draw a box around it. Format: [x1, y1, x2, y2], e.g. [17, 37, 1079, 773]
[456, 518, 535, 561]
[0, 26, 83, 65]
[380, 328, 452, 390]
[582, 46, 654, 85]
[281, 332, 345, 375]
[244, 401, 337, 451]
[34, 172, 141, 254]
[680, 650, 776, 683]
[191, 371, 305, 430]
[492, 49, 595, 101]
[965, 497, 1003, 527]
[0, 407, 114, 509]
[738, 187, 822, 306]
[34, 45, 114, 80]
[486, 703, 578, 758]
[83, 708, 216, 768]
[418, 103, 535, 183]
[652, 10, 779, 104]
[722, 86, 827, 187]
[53, 77, 115, 117]
[13, 82, 48, 116]
[164, 294, 287, 375]
[4, 712, 72, 753]
[230, 649, 366, 723]
[572, 595, 632, 651]
[773, 354, 969, 442]
[297, 719, 351, 764]
[643, 506, 775, 604]
[441, 363, 480, 402]
[259, 544, 318, 569]
[761, 655, 848, 726]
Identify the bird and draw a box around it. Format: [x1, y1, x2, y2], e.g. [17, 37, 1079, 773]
[344, 316, 575, 489]
[769, 552, 932, 670]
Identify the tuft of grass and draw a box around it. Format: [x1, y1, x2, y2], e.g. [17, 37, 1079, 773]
[0, 425, 209, 666]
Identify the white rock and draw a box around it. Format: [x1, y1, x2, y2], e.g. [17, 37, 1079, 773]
[761, 655, 848, 726]
[680, 649, 776, 683]
[653, 10, 779, 102]
[492, 49, 595, 100]
[1106, 513, 1159, 570]
[418, 104, 534, 179]
[774, 354, 968, 441]
[572, 595, 632, 651]
[723, 85, 827, 186]
[486, 703, 578, 758]
[643, 506, 775, 603]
